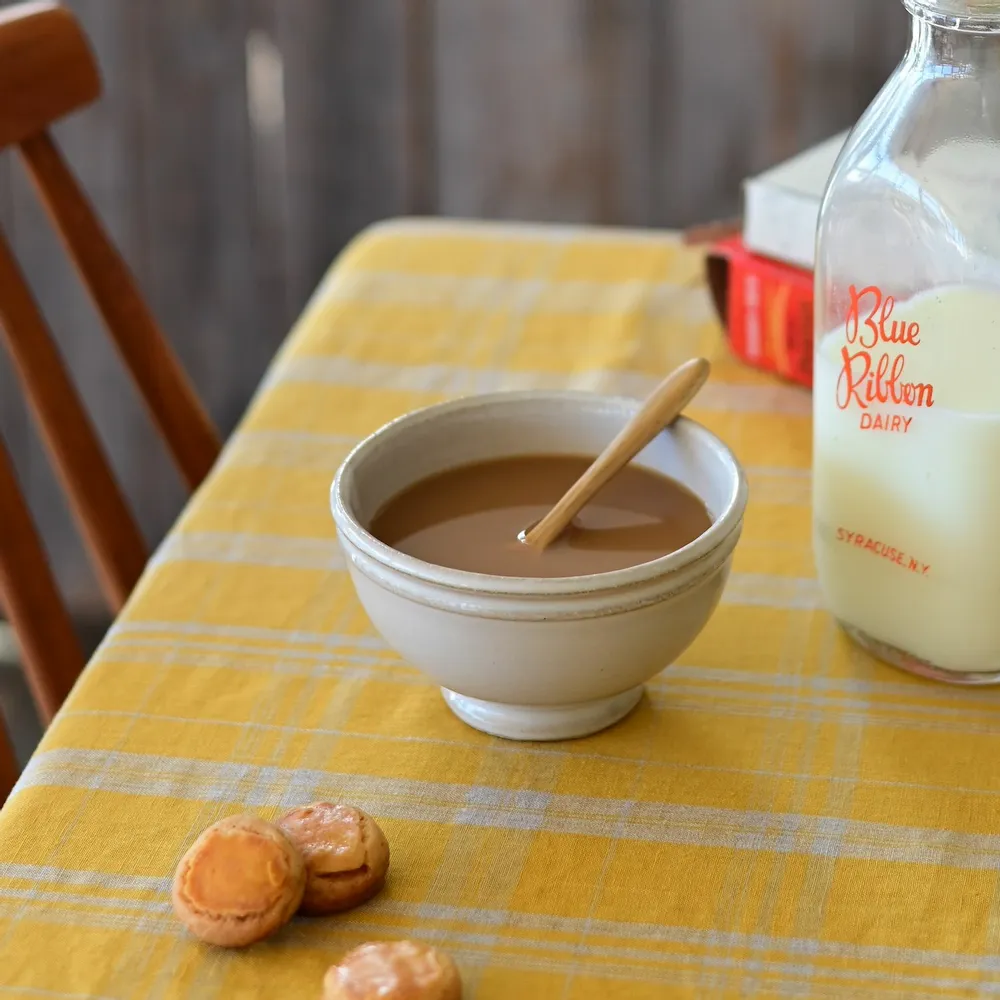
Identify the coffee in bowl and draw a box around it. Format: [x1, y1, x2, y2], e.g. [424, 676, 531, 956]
[370, 455, 712, 578]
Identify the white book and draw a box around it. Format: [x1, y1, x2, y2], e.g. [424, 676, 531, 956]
[742, 131, 848, 270]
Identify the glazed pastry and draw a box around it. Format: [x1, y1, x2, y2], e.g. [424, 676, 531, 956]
[323, 941, 462, 1000]
[277, 802, 390, 915]
[172, 814, 306, 947]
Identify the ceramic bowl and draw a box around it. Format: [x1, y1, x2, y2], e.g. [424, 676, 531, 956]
[331, 391, 747, 741]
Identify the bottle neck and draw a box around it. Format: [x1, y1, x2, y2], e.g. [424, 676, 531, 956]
[905, 3, 1000, 74]
[905, 1, 1000, 31]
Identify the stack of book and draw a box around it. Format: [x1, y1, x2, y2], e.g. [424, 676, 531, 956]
[696, 132, 847, 390]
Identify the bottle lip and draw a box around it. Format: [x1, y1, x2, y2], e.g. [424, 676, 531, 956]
[905, 0, 1000, 29]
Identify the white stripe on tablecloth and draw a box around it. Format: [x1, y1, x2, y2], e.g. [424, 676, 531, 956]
[146, 534, 818, 609]
[58, 694, 1000, 741]
[316, 268, 712, 321]
[0, 858, 996, 979]
[108, 620, 385, 648]
[148, 532, 345, 572]
[0, 884, 989, 994]
[723, 573, 821, 609]
[85, 642, 1000, 730]
[15, 750, 1000, 872]
[353, 217, 690, 246]
[98, 624, 1000, 709]
[216, 435, 814, 509]
[218, 430, 359, 470]
[260, 356, 812, 417]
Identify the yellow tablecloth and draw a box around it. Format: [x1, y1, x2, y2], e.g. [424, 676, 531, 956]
[0, 219, 997, 999]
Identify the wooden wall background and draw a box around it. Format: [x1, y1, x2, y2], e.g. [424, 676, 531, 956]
[0, 0, 910, 616]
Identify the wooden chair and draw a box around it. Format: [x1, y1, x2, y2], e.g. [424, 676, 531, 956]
[0, 2, 221, 800]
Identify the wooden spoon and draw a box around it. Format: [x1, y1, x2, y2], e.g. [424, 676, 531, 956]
[519, 357, 711, 551]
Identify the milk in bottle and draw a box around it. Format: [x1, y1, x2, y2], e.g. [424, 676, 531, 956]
[813, 1, 1000, 682]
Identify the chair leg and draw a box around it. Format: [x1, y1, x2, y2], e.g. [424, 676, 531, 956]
[0, 716, 17, 805]
[0, 435, 85, 721]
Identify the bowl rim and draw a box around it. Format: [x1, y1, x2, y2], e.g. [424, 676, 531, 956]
[331, 390, 749, 597]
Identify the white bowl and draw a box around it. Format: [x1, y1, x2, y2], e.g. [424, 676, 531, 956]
[331, 391, 747, 741]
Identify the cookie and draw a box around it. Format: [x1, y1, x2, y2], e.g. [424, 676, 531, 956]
[323, 940, 462, 1000]
[277, 802, 390, 916]
[172, 814, 306, 947]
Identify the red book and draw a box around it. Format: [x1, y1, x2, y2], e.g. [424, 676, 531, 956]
[705, 236, 814, 389]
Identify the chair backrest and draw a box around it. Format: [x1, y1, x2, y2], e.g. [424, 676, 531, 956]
[0, 2, 222, 794]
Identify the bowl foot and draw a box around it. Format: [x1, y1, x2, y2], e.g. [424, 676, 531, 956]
[441, 686, 643, 741]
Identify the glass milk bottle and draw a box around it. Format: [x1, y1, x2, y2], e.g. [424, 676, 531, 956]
[814, 0, 1000, 683]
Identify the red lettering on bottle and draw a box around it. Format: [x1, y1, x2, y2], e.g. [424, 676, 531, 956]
[837, 285, 934, 413]
[834, 528, 929, 576]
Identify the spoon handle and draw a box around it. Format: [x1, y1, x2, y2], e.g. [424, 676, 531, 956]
[522, 357, 711, 551]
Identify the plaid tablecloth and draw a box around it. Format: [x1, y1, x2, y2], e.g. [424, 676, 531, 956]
[1, 219, 996, 999]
